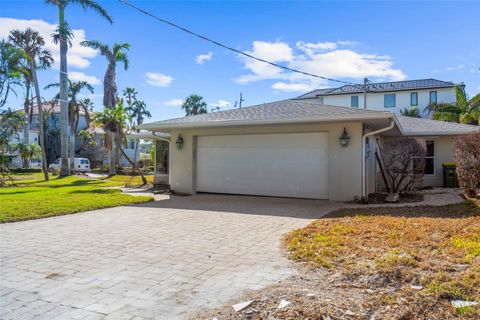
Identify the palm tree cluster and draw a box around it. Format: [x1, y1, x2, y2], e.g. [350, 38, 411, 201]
[1, 0, 153, 181]
[424, 85, 480, 125]
[6, 28, 54, 180]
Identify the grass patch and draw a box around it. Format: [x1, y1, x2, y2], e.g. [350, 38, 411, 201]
[103, 175, 154, 187]
[285, 202, 480, 317]
[0, 174, 153, 223]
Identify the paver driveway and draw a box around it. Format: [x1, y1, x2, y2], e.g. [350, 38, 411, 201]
[0, 194, 340, 319]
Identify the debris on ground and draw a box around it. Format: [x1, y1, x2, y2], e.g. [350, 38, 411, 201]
[277, 299, 291, 309]
[451, 300, 479, 308]
[232, 300, 254, 312]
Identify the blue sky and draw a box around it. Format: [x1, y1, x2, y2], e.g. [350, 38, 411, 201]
[1, 0, 479, 122]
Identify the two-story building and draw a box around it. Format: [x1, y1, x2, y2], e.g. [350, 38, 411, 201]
[296, 79, 459, 118]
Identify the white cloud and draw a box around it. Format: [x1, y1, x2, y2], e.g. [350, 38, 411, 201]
[271, 82, 316, 92]
[0, 18, 97, 69]
[236, 40, 406, 92]
[68, 72, 101, 85]
[145, 72, 173, 87]
[163, 98, 184, 107]
[195, 51, 213, 64]
[215, 100, 231, 109]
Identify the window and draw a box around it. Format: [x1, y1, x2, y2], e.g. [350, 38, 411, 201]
[410, 92, 418, 106]
[351, 95, 359, 108]
[424, 140, 435, 175]
[429, 91, 437, 104]
[384, 94, 396, 108]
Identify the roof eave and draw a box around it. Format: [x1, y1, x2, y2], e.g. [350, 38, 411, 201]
[138, 113, 395, 131]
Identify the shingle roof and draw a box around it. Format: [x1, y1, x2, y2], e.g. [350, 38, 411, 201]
[138, 99, 393, 130]
[297, 79, 458, 99]
[397, 115, 480, 135]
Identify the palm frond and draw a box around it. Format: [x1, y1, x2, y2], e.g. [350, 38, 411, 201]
[72, 0, 113, 24]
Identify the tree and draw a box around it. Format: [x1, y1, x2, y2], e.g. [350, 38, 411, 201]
[13, 143, 41, 169]
[0, 41, 24, 109]
[80, 40, 129, 174]
[45, 80, 94, 170]
[454, 133, 480, 198]
[378, 138, 426, 195]
[181, 94, 208, 116]
[123, 88, 151, 163]
[9, 28, 54, 181]
[80, 41, 129, 109]
[92, 100, 147, 184]
[400, 107, 421, 118]
[424, 86, 480, 125]
[45, 0, 112, 177]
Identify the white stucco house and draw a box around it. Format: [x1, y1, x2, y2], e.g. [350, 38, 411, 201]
[139, 98, 479, 201]
[297, 79, 459, 118]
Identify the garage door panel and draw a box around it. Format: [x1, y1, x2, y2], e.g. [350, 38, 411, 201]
[197, 133, 328, 199]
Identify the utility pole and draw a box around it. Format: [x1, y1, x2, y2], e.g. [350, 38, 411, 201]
[238, 92, 245, 108]
[363, 77, 368, 109]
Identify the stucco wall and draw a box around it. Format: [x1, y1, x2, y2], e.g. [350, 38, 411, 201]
[165, 121, 364, 201]
[318, 87, 455, 117]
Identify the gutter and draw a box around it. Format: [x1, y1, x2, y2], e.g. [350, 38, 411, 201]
[361, 120, 395, 201]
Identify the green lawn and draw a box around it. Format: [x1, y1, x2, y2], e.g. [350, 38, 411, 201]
[0, 174, 153, 223]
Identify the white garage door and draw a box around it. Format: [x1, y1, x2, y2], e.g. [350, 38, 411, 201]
[196, 132, 329, 199]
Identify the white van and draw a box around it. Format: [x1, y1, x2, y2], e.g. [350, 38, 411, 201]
[49, 158, 91, 173]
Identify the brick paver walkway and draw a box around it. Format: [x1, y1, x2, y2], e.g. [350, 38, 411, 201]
[0, 194, 339, 320]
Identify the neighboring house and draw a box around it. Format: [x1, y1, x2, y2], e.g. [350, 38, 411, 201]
[296, 79, 459, 117]
[10, 104, 90, 145]
[139, 99, 479, 201]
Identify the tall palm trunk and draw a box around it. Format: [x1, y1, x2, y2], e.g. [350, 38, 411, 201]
[69, 128, 75, 172]
[58, 5, 70, 176]
[104, 64, 118, 173]
[23, 83, 30, 144]
[29, 62, 49, 181]
[115, 133, 146, 185]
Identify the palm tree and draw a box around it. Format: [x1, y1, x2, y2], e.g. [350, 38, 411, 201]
[0, 41, 24, 109]
[181, 94, 208, 116]
[45, 0, 112, 177]
[45, 80, 94, 170]
[92, 100, 147, 184]
[125, 98, 151, 163]
[9, 28, 53, 181]
[13, 143, 41, 169]
[80, 40, 129, 174]
[424, 85, 480, 125]
[80, 41, 129, 109]
[400, 107, 421, 118]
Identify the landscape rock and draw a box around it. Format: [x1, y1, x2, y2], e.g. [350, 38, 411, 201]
[385, 193, 400, 203]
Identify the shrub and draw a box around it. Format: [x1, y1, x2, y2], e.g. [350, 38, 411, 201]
[379, 138, 426, 194]
[454, 132, 480, 197]
[9, 168, 42, 173]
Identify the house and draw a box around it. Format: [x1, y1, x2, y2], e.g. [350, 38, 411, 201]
[138, 99, 479, 201]
[296, 79, 459, 117]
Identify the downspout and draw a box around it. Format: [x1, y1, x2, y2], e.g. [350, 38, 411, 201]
[361, 120, 395, 201]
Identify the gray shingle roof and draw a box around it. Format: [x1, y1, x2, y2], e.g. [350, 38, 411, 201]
[297, 79, 458, 99]
[397, 115, 480, 135]
[139, 99, 393, 130]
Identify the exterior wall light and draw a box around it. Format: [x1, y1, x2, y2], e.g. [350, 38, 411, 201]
[339, 128, 350, 147]
[175, 134, 184, 150]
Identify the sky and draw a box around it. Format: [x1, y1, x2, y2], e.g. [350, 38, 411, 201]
[1, 0, 479, 122]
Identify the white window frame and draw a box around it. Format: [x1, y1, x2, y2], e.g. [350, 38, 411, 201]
[384, 94, 396, 108]
[410, 92, 418, 106]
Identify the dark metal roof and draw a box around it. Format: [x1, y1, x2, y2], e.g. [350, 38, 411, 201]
[297, 79, 458, 99]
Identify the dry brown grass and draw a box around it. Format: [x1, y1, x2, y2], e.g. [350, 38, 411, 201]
[284, 201, 480, 318]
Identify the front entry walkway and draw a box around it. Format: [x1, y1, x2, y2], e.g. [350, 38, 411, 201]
[0, 194, 340, 320]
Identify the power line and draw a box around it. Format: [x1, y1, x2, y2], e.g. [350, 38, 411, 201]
[117, 0, 362, 87]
